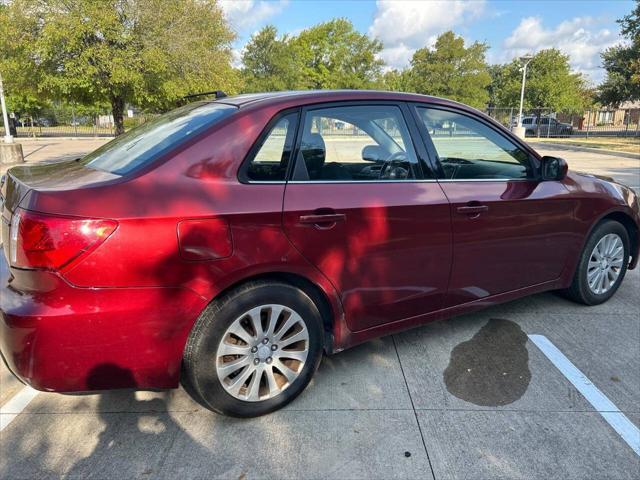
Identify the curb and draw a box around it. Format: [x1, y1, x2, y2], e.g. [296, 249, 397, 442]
[528, 141, 639, 160]
[13, 136, 114, 141]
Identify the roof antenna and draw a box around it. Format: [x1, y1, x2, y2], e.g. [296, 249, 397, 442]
[182, 90, 228, 100]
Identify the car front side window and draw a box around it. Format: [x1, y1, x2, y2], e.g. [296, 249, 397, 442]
[417, 107, 534, 181]
[292, 105, 421, 181]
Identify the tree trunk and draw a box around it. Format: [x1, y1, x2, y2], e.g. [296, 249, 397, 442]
[110, 96, 125, 136]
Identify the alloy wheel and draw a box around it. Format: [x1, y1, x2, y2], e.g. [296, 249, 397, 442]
[216, 304, 309, 402]
[587, 233, 625, 295]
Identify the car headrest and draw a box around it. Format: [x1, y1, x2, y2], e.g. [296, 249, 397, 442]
[362, 145, 387, 162]
[301, 133, 326, 172]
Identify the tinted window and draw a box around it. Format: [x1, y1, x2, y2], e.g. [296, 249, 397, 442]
[246, 113, 298, 181]
[294, 105, 420, 181]
[418, 108, 533, 180]
[84, 102, 237, 175]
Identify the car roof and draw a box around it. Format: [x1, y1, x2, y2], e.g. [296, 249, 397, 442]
[215, 89, 472, 110]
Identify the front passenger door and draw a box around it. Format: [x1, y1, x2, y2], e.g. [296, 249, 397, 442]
[415, 106, 576, 307]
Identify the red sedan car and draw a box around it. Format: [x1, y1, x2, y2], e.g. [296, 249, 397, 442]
[1, 91, 638, 417]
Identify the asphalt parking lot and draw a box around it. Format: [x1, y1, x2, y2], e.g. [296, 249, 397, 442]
[1, 138, 639, 479]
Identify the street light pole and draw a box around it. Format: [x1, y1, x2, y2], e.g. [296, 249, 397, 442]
[0, 71, 14, 144]
[517, 54, 533, 128]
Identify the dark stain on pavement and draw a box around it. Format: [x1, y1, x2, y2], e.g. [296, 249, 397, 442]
[444, 318, 531, 406]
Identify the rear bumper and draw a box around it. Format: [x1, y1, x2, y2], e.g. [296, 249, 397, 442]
[0, 256, 207, 392]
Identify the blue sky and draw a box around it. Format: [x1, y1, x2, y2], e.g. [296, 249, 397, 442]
[219, 0, 634, 84]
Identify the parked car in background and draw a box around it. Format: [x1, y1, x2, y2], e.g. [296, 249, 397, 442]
[520, 116, 574, 137]
[1, 90, 638, 417]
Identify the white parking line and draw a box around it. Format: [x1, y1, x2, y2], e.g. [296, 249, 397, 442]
[529, 334, 640, 457]
[0, 385, 39, 431]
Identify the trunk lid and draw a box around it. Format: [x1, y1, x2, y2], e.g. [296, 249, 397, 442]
[1, 161, 119, 262]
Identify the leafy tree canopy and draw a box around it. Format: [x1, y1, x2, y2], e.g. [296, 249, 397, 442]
[241, 25, 302, 92]
[490, 49, 590, 113]
[597, 0, 640, 106]
[407, 31, 491, 109]
[293, 18, 384, 90]
[1, 0, 237, 134]
[241, 19, 383, 92]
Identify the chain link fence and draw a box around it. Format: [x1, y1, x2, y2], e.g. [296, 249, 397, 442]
[485, 107, 640, 138]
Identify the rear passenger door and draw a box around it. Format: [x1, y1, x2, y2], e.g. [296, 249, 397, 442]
[282, 102, 452, 332]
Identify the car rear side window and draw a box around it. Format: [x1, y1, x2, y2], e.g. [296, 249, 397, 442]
[417, 107, 534, 180]
[83, 102, 237, 175]
[245, 112, 298, 182]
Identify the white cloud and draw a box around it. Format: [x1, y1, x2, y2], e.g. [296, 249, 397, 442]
[502, 16, 621, 83]
[368, 0, 486, 68]
[219, 0, 289, 32]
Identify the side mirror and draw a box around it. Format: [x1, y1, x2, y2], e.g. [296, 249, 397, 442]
[541, 156, 568, 181]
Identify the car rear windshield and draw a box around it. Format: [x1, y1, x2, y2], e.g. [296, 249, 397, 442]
[83, 102, 237, 175]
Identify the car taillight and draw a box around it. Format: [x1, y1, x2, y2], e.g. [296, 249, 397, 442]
[9, 208, 117, 270]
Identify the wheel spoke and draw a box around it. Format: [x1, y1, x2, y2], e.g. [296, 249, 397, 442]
[246, 307, 264, 339]
[280, 330, 308, 348]
[590, 270, 602, 291]
[277, 349, 308, 362]
[226, 365, 255, 396]
[245, 366, 264, 401]
[274, 313, 300, 341]
[266, 305, 284, 337]
[264, 365, 280, 397]
[217, 355, 251, 378]
[610, 258, 624, 268]
[218, 341, 251, 356]
[274, 358, 298, 383]
[226, 323, 254, 345]
[598, 269, 607, 293]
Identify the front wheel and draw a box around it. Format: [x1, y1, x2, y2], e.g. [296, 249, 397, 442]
[182, 281, 324, 417]
[563, 220, 630, 305]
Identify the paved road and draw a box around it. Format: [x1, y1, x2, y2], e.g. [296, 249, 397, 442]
[1, 138, 639, 479]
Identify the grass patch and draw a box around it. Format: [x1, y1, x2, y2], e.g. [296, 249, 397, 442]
[534, 137, 639, 154]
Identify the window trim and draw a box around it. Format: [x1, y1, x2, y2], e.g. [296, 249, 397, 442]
[237, 107, 301, 184]
[409, 103, 542, 182]
[288, 100, 432, 183]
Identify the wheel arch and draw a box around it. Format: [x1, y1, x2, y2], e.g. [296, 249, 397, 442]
[203, 271, 340, 353]
[586, 210, 639, 270]
[597, 211, 639, 269]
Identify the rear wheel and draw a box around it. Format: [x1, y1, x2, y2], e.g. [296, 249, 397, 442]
[563, 220, 630, 305]
[182, 281, 324, 417]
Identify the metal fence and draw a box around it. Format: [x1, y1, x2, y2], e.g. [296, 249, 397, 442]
[2, 104, 639, 139]
[485, 107, 640, 138]
[1, 105, 154, 138]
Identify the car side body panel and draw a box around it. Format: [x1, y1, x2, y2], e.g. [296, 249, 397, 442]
[1, 90, 638, 392]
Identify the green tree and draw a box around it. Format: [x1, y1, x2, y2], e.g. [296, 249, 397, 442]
[377, 69, 412, 92]
[597, 0, 640, 106]
[292, 18, 384, 89]
[241, 26, 302, 92]
[408, 31, 491, 108]
[2, 0, 237, 135]
[490, 49, 590, 112]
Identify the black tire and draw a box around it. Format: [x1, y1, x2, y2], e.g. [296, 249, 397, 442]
[562, 220, 630, 305]
[182, 280, 324, 417]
